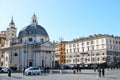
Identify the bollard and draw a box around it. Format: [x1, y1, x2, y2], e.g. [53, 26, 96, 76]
[60, 69, 62, 74]
[50, 70, 52, 74]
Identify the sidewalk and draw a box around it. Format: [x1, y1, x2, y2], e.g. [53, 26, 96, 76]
[0, 69, 119, 80]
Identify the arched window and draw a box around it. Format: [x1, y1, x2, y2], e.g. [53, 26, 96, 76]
[14, 53, 18, 56]
[20, 39, 22, 43]
[41, 39, 44, 42]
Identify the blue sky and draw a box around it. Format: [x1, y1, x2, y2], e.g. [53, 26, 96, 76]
[0, 0, 120, 41]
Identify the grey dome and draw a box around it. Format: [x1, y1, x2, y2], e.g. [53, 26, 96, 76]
[18, 24, 49, 37]
[18, 14, 49, 38]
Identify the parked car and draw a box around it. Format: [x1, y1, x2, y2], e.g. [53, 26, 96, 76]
[25, 67, 41, 75]
[0, 67, 9, 73]
[62, 64, 74, 69]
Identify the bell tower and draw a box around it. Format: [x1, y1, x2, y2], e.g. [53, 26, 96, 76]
[6, 17, 17, 46]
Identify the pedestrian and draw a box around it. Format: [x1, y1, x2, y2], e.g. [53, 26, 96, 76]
[97, 68, 101, 78]
[94, 67, 96, 72]
[22, 67, 25, 75]
[76, 65, 79, 73]
[8, 69, 11, 77]
[79, 67, 81, 72]
[102, 68, 105, 77]
[73, 69, 76, 74]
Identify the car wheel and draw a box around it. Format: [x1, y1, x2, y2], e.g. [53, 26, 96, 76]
[1, 70, 4, 73]
[28, 72, 32, 75]
[37, 72, 40, 75]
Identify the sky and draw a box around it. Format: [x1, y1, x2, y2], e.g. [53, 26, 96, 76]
[0, 0, 120, 41]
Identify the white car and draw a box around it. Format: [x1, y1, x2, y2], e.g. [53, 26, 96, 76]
[0, 67, 9, 73]
[25, 67, 41, 75]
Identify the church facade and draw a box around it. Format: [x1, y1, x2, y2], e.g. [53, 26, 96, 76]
[0, 14, 55, 70]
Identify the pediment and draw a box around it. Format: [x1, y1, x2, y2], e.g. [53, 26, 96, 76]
[41, 41, 54, 47]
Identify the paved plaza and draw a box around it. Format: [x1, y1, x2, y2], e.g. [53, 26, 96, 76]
[0, 69, 120, 80]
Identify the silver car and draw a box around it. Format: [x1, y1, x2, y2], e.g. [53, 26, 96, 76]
[25, 67, 41, 75]
[0, 67, 9, 73]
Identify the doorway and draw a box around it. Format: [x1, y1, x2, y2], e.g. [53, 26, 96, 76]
[29, 62, 33, 67]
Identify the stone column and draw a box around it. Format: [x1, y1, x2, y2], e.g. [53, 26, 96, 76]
[50, 51, 52, 68]
[52, 51, 55, 68]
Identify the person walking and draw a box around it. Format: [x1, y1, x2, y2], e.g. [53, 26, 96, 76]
[97, 68, 101, 78]
[94, 67, 96, 72]
[8, 69, 11, 77]
[22, 67, 25, 75]
[102, 68, 105, 77]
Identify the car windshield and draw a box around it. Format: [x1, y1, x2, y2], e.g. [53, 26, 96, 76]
[26, 67, 39, 70]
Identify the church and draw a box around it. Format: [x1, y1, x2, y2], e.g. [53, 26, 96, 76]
[0, 14, 55, 70]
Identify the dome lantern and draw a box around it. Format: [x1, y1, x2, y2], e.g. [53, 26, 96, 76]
[31, 13, 38, 25]
[18, 14, 49, 38]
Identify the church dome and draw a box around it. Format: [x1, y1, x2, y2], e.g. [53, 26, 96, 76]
[18, 14, 49, 37]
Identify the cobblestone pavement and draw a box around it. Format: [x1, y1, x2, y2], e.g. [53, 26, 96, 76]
[0, 69, 120, 80]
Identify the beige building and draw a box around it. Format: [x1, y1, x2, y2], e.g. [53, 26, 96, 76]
[55, 41, 66, 67]
[0, 31, 6, 47]
[0, 14, 55, 70]
[65, 34, 120, 67]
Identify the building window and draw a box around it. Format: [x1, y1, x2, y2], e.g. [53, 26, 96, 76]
[113, 40, 114, 43]
[69, 45, 71, 48]
[12, 33, 14, 36]
[92, 46, 94, 50]
[102, 39, 104, 42]
[110, 45, 112, 49]
[14, 53, 18, 56]
[103, 57, 106, 61]
[73, 44, 76, 47]
[87, 47, 89, 51]
[106, 39, 108, 43]
[87, 42, 89, 45]
[6, 57, 8, 61]
[20, 39, 22, 43]
[1, 62, 3, 66]
[41, 39, 44, 42]
[96, 40, 98, 43]
[96, 53, 99, 56]
[77, 59, 79, 62]
[29, 38, 33, 42]
[110, 39, 111, 43]
[82, 47, 84, 53]
[92, 58, 94, 62]
[69, 55, 72, 58]
[97, 57, 99, 61]
[103, 53, 104, 55]
[70, 49, 72, 53]
[77, 48, 79, 52]
[1, 55, 4, 57]
[73, 48, 76, 52]
[102, 44, 105, 49]
[87, 58, 90, 62]
[81, 42, 84, 46]
[91, 40, 94, 44]
[96, 45, 99, 49]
